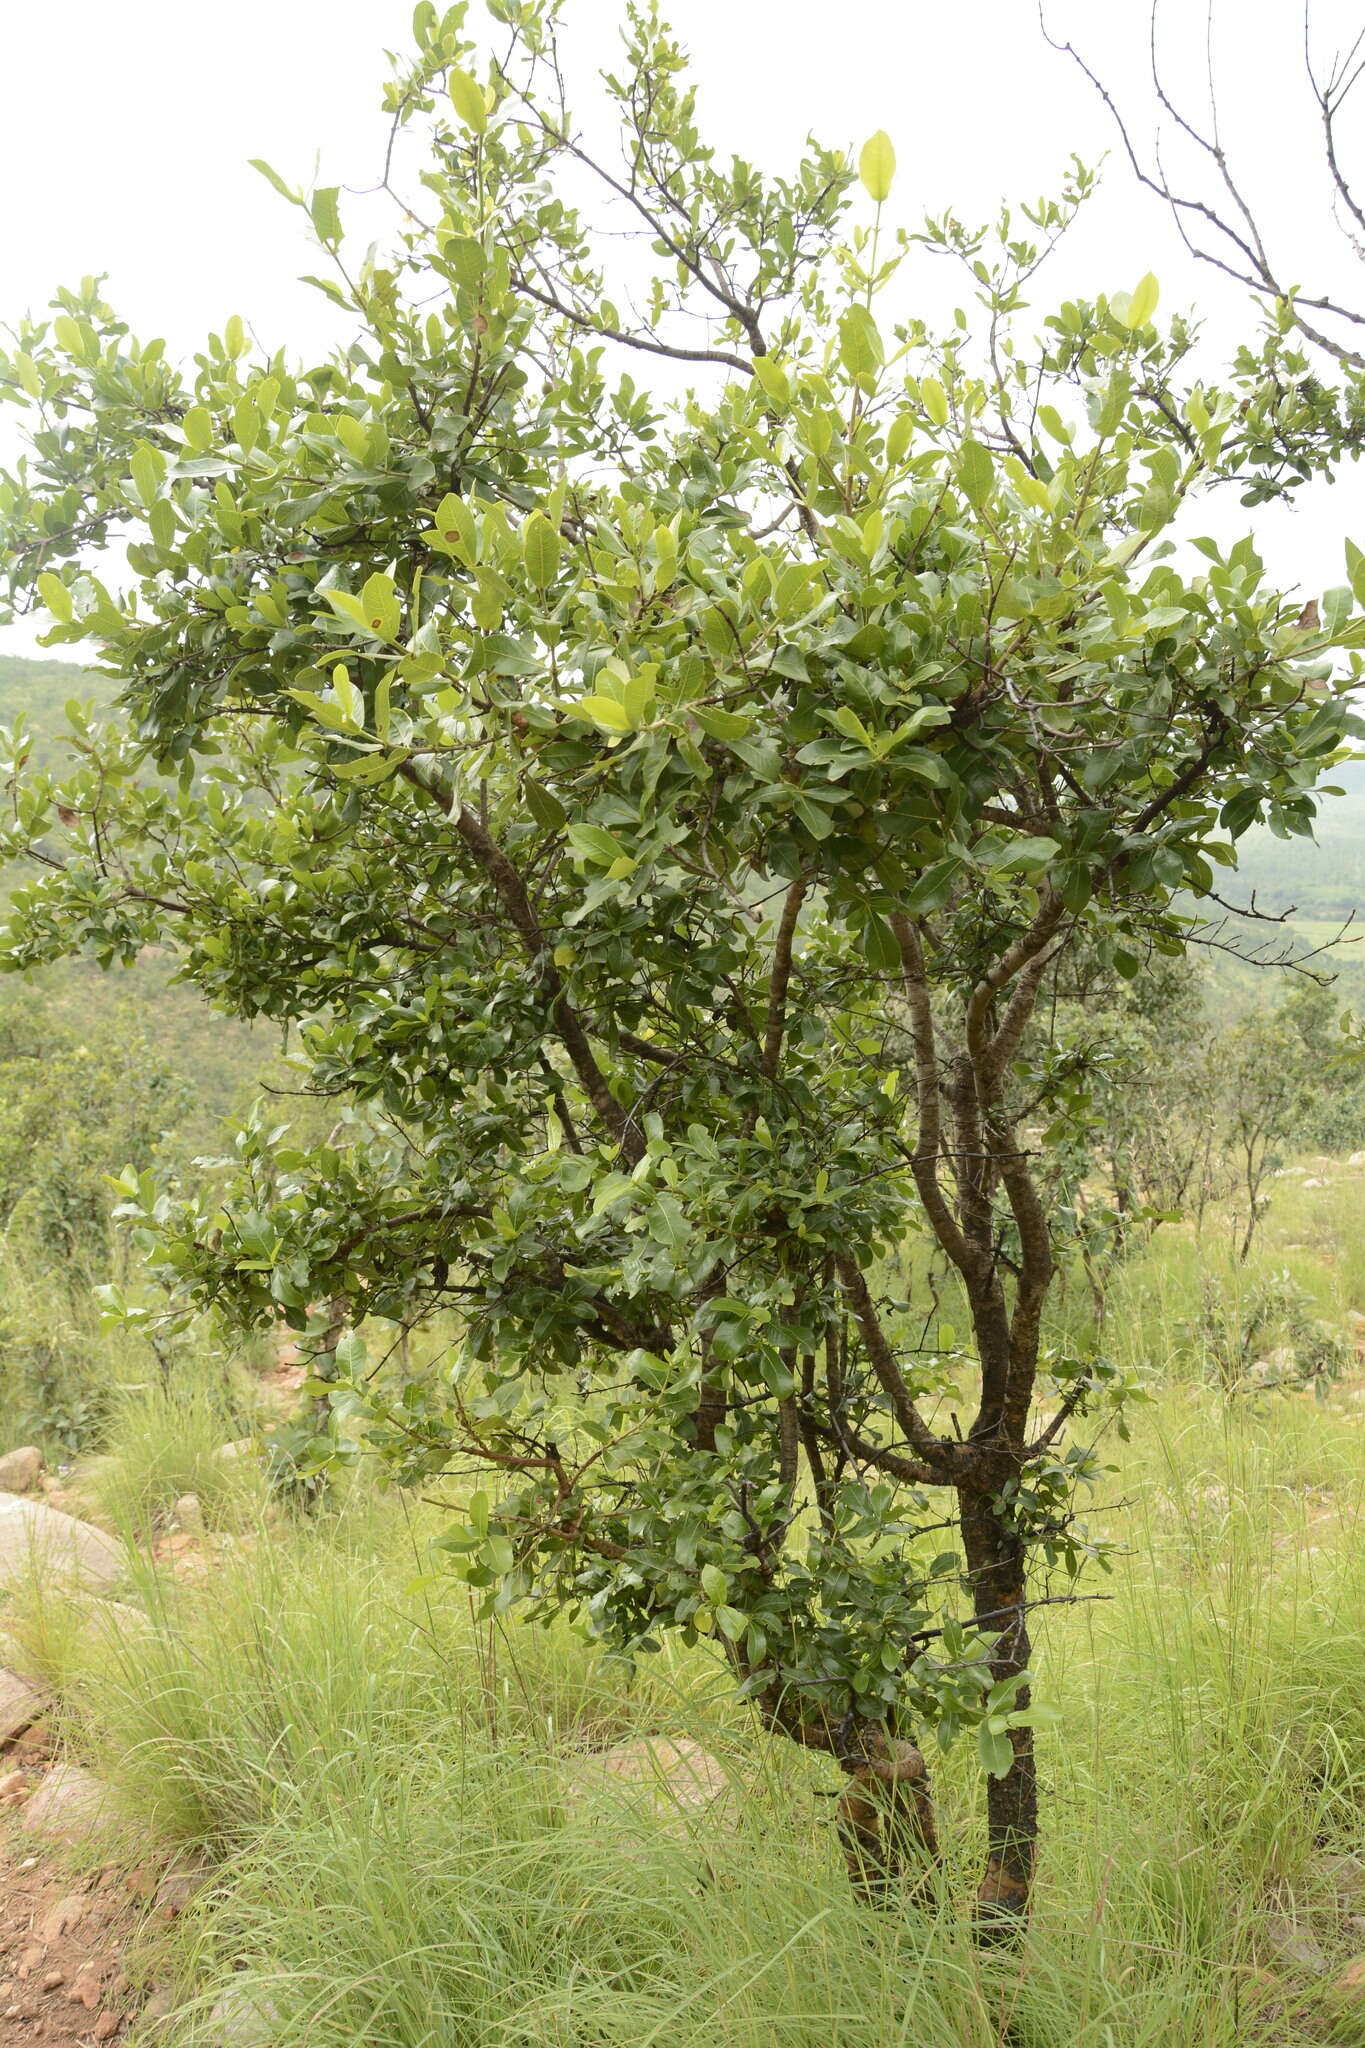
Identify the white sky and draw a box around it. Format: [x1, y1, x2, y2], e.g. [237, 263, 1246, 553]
[1, 0, 1362, 659]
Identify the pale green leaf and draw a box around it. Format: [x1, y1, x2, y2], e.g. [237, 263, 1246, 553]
[858, 130, 896, 203]
[448, 65, 488, 134]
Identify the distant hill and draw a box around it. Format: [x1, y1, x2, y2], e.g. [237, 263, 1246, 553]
[1225, 758, 1365, 922]
[0, 654, 273, 1137]
[0, 652, 114, 757]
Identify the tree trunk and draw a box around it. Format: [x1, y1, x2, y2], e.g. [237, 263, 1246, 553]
[836, 1730, 940, 1909]
[959, 1483, 1037, 1938]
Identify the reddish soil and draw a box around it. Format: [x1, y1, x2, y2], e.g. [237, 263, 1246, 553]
[0, 1807, 143, 2045]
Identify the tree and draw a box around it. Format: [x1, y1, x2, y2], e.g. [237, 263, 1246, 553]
[0, 991, 192, 1271]
[1, 0, 1361, 1930]
[1045, 1, 1365, 494]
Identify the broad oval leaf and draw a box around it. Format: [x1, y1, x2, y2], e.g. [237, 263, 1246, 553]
[858, 129, 896, 203]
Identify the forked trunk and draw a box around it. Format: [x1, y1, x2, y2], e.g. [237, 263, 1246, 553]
[959, 1484, 1037, 1937]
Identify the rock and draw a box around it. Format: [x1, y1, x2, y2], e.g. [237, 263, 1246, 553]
[142, 1988, 176, 2022]
[1303, 1177, 1327, 1189]
[1263, 1910, 1327, 1974]
[213, 1441, 254, 1465]
[154, 1861, 213, 1919]
[0, 1448, 43, 1494]
[88, 1599, 155, 1648]
[172, 1493, 203, 1531]
[0, 1494, 122, 1590]
[1330, 1957, 1365, 2005]
[1321, 1851, 1365, 1902]
[39, 1893, 88, 1942]
[1349, 1151, 1365, 1167]
[0, 1767, 28, 1803]
[67, 1961, 105, 2009]
[0, 1668, 48, 1743]
[9, 1719, 56, 1765]
[206, 1984, 281, 2046]
[20, 1764, 113, 1843]
[561, 1735, 735, 1836]
[92, 2014, 122, 2041]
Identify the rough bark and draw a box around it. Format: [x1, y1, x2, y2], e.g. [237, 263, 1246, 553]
[959, 1483, 1037, 1937]
[836, 1730, 941, 1909]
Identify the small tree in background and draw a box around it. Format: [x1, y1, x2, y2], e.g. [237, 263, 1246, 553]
[1, 0, 1362, 1929]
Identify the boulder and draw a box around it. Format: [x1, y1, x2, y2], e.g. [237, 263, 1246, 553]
[561, 1735, 735, 1836]
[1321, 1850, 1365, 1903]
[0, 1493, 121, 1590]
[1263, 1911, 1327, 1974]
[20, 1763, 113, 1842]
[0, 1667, 49, 1743]
[213, 1440, 254, 1464]
[173, 1492, 204, 1532]
[0, 1446, 43, 1493]
[207, 1984, 281, 2046]
[1330, 1957, 1365, 2006]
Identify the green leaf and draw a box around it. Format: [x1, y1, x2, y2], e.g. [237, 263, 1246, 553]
[693, 706, 753, 743]
[310, 187, 342, 244]
[572, 695, 631, 733]
[130, 441, 164, 508]
[1123, 271, 1160, 329]
[649, 1193, 690, 1254]
[1345, 537, 1365, 608]
[858, 130, 896, 203]
[977, 1722, 1015, 1778]
[957, 440, 995, 512]
[921, 377, 949, 428]
[523, 510, 561, 588]
[995, 836, 1060, 872]
[250, 158, 300, 203]
[524, 779, 567, 830]
[567, 823, 629, 867]
[37, 573, 72, 624]
[700, 1564, 728, 1605]
[448, 65, 488, 134]
[360, 571, 401, 641]
[323, 588, 375, 635]
[752, 355, 791, 406]
[839, 304, 884, 383]
[904, 857, 960, 914]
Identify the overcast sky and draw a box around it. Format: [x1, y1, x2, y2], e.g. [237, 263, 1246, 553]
[2, 0, 1362, 659]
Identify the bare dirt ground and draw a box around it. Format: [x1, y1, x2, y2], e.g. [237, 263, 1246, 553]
[0, 1809, 145, 2045]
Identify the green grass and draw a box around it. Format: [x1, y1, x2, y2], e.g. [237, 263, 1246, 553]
[1, 1160, 1363, 2044]
[0, 1361, 1357, 2048]
[72, 1366, 270, 1539]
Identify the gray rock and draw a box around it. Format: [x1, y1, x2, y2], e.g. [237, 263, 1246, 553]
[172, 1492, 203, 1531]
[1321, 1851, 1365, 1902]
[1263, 1911, 1327, 1974]
[0, 1447, 43, 1493]
[19, 1763, 113, 1842]
[0, 1494, 121, 1590]
[88, 1599, 155, 1647]
[207, 1984, 281, 2046]
[0, 1668, 49, 1744]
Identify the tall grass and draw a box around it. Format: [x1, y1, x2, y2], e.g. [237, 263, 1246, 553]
[1, 1364, 1357, 2048]
[1, 1160, 1362, 2044]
